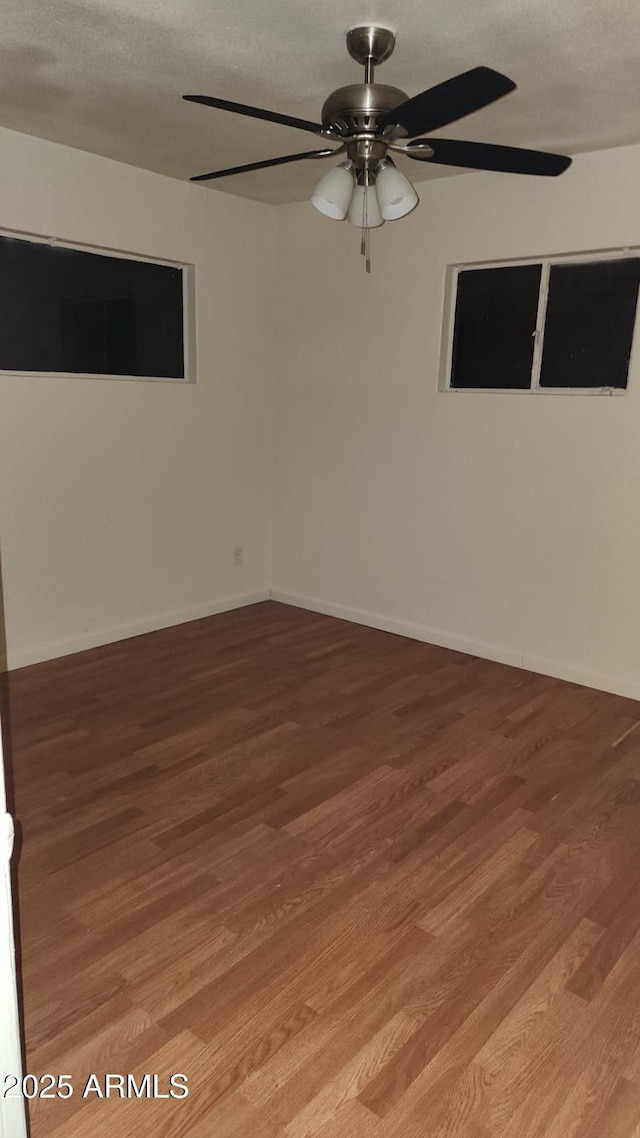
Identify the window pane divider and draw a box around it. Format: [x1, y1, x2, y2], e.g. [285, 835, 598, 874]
[530, 261, 550, 390]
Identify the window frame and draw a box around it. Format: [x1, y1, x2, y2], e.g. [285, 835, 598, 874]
[0, 226, 197, 384]
[439, 246, 640, 396]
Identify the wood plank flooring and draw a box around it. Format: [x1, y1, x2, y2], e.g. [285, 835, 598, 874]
[6, 599, 640, 1137]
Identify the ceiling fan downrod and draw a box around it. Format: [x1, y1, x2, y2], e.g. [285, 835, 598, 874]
[345, 25, 396, 85]
[320, 27, 407, 148]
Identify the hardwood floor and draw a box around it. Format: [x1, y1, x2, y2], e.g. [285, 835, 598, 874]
[6, 599, 640, 1137]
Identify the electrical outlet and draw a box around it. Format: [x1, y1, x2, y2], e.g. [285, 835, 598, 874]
[233, 545, 244, 566]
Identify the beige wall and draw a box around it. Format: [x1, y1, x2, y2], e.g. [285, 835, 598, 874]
[0, 127, 274, 668]
[272, 143, 640, 699]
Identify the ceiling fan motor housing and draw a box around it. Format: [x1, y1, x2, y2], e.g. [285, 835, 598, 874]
[321, 84, 408, 139]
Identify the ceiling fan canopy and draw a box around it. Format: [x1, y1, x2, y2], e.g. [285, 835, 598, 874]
[183, 25, 571, 265]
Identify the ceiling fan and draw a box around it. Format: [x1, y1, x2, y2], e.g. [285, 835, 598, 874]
[183, 26, 571, 269]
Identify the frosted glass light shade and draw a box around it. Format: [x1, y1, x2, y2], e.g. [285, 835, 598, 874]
[311, 163, 355, 220]
[347, 185, 384, 228]
[375, 161, 418, 220]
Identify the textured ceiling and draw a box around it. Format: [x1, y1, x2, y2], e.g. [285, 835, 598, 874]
[0, 0, 639, 204]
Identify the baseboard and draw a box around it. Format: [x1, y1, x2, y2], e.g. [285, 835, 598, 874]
[521, 653, 640, 702]
[6, 590, 270, 671]
[270, 588, 640, 702]
[9, 584, 640, 701]
[270, 589, 523, 668]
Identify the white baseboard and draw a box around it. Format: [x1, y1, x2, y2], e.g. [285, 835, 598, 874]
[521, 653, 640, 702]
[9, 583, 640, 702]
[270, 588, 640, 702]
[270, 588, 523, 668]
[7, 590, 270, 671]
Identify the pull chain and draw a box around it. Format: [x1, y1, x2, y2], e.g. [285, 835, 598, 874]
[361, 170, 372, 273]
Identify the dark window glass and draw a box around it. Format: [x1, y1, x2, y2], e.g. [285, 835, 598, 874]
[0, 236, 184, 378]
[450, 264, 541, 389]
[539, 259, 640, 389]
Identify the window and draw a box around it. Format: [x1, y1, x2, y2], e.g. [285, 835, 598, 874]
[0, 232, 195, 381]
[442, 250, 640, 394]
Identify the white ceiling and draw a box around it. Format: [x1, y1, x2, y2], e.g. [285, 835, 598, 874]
[0, 0, 639, 204]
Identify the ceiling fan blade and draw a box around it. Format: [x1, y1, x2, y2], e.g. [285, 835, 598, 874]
[190, 149, 336, 182]
[383, 67, 516, 138]
[183, 95, 322, 135]
[404, 137, 572, 176]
